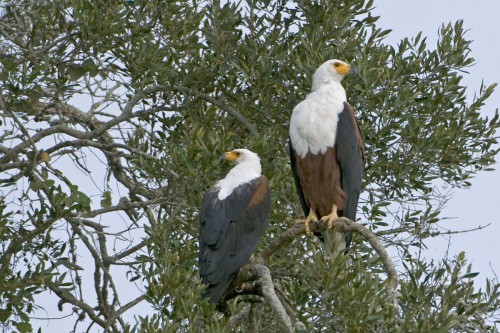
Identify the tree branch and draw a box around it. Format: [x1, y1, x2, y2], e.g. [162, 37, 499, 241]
[105, 295, 146, 330]
[76, 197, 168, 219]
[45, 282, 107, 329]
[253, 263, 294, 333]
[258, 223, 305, 262]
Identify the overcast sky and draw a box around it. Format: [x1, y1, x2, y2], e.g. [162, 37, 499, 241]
[374, 0, 500, 283]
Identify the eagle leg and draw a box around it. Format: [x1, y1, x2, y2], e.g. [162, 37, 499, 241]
[299, 209, 318, 236]
[321, 204, 339, 229]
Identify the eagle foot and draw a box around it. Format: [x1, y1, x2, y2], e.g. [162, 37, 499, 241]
[297, 219, 312, 236]
[299, 210, 319, 236]
[321, 204, 339, 229]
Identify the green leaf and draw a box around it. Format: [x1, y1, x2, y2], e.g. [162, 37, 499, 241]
[0, 309, 12, 323]
[461, 272, 480, 279]
[82, 58, 99, 77]
[15, 321, 32, 333]
[101, 191, 112, 208]
[67, 64, 85, 81]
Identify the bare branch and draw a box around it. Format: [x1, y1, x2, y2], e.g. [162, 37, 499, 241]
[122, 85, 168, 114]
[107, 240, 147, 263]
[106, 295, 146, 330]
[90, 83, 122, 113]
[46, 139, 155, 160]
[428, 223, 492, 237]
[253, 263, 294, 333]
[78, 197, 168, 219]
[258, 223, 305, 262]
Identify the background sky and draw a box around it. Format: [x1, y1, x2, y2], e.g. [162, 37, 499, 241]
[374, 0, 500, 284]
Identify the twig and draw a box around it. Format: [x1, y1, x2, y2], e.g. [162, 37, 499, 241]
[428, 223, 492, 236]
[76, 197, 168, 219]
[105, 295, 146, 330]
[258, 223, 304, 262]
[46, 281, 107, 328]
[274, 285, 294, 319]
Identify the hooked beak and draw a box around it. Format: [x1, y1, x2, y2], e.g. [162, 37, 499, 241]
[219, 151, 239, 161]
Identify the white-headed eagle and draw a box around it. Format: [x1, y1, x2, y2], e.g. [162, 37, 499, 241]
[199, 149, 270, 304]
[289, 59, 364, 255]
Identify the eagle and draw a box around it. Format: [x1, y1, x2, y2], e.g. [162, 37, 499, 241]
[199, 149, 271, 304]
[289, 59, 364, 255]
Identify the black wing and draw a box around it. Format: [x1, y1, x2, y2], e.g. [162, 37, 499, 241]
[199, 176, 270, 303]
[336, 102, 364, 248]
[289, 138, 309, 217]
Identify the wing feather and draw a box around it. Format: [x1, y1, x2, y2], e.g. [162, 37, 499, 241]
[289, 138, 309, 217]
[199, 176, 270, 303]
[335, 102, 364, 247]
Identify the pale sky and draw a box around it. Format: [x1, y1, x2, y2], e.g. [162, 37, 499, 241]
[374, 0, 500, 283]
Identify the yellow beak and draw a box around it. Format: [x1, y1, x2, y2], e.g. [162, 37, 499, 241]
[336, 63, 352, 75]
[224, 151, 239, 161]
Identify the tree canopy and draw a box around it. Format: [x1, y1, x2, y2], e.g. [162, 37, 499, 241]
[1, 0, 499, 332]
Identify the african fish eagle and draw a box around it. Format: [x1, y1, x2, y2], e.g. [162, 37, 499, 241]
[199, 149, 271, 304]
[289, 59, 364, 255]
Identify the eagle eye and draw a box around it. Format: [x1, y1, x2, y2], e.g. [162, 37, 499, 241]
[234, 151, 241, 156]
[334, 62, 340, 67]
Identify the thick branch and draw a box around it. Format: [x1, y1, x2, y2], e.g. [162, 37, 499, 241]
[253, 264, 294, 333]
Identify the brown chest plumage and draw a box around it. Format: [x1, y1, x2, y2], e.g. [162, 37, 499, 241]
[293, 147, 346, 217]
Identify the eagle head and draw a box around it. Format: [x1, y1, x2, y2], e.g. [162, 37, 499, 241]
[223, 149, 260, 166]
[313, 59, 356, 87]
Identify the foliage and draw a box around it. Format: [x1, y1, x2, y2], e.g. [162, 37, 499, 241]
[0, 0, 499, 332]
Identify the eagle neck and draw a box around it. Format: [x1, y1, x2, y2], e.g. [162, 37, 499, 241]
[217, 161, 261, 200]
[312, 80, 346, 98]
[312, 69, 345, 92]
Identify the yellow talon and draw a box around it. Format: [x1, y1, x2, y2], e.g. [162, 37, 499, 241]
[299, 209, 318, 236]
[304, 219, 311, 236]
[321, 204, 339, 229]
